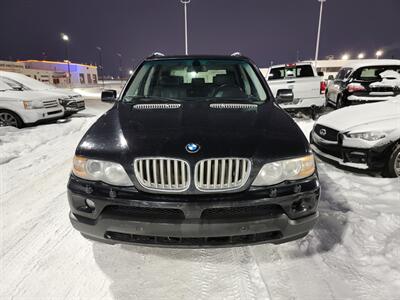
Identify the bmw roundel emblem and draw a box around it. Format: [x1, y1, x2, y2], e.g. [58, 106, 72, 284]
[186, 143, 200, 153]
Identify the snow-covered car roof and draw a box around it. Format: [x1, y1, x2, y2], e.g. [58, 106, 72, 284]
[341, 59, 400, 70]
[0, 71, 55, 91]
[0, 71, 82, 98]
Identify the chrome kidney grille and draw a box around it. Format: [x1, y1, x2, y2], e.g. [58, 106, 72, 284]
[134, 158, 190, 192]
[194, 158, 251, 192]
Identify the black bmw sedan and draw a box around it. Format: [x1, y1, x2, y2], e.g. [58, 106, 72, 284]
[67, 54, 320, 247]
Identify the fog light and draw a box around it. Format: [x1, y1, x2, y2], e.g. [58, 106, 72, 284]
[291, 200, 307, 213]
[85, 199, 96, 209]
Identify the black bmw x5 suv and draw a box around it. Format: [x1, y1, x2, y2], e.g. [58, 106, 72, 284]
[67, 54, 320, 247]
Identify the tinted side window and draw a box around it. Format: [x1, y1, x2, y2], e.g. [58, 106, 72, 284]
[335, 68, 352, 80]
[295, 65, 314, 78]
[268, 67, 285, 80]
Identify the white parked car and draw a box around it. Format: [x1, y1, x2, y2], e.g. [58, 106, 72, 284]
[0, 80, 64, 128]
[310, 96, 400, 177]
[266, 62, 326, 112]
[0, 71, 85, 116]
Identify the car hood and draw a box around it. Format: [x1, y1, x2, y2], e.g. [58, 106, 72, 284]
[43, 89, 82, 98]
[76, 101, 310, 165]
[317, 97, 400, 131]
[0, 90, 59, 101]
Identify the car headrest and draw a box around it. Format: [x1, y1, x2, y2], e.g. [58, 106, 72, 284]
[214, 73, 236, 85]
[159, 75, 184, 86]
[191, 78, 205, 85]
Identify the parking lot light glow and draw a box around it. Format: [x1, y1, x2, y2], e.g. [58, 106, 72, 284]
[341, 53, 350, 60]
[358, 53, 365, 59]
[61, 33, 69, 42]
[376, 50, 383, 59]
[128, 70, 133, 75]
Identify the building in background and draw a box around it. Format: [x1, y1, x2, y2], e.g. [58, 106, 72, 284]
[0, 60, 98, 87]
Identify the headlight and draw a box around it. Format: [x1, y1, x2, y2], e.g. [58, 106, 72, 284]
[252, 154, 315, 186]
[345, 131, 387, 141]
[23, 100, 44, 109]
[72, 156, 134, 186]
[59, 98, 70, 105]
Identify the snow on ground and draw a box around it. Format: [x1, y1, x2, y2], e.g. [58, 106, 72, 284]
[1, 96, 400, 300]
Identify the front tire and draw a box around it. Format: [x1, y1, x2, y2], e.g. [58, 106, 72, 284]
[0, 110, 23, 128]
[384, 144, 400, 178]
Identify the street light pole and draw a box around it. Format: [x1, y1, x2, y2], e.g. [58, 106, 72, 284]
[116, 53, 123, 85]
[96, 47, 105, 89]
[181, 0, 191, 55]
[314, 0, 326, 67]
[61, 33, 72, 88]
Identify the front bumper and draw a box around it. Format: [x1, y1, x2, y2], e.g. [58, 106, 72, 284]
[22, 107, 65, 124]
[310, 131, 387, 171]
[62, 100, 86, 115]
[68, 175, 320, 247]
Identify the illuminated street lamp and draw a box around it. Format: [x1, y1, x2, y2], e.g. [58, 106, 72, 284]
[180, 0, 191, 55]
[376, 50, 383, 59]
[357, 53, 365, 59]
[128, 70, 134, 75]
[61, 33, 71, 87]
[314, 0, 326, 66]
[341, 53, 350, 60]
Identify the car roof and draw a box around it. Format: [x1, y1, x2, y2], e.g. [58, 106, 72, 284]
[341, 59, 400, 70]
[144, 54, 251, 62]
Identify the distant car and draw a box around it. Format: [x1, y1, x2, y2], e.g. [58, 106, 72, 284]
[266, 62, 326, 112]
[0, 71, 85, 116]
[0, 80, 64, 128]
[325, 59, 400, 109]
[310, 96, 400, 177]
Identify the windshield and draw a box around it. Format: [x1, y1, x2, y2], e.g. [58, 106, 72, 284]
[122, 59, 268, 102]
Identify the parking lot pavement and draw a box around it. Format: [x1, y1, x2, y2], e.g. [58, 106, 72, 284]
[1, 101, 399, 300]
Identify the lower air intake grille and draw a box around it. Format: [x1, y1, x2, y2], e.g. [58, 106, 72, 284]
[133, 158, 190, 192]
[194, 158, 251, 192]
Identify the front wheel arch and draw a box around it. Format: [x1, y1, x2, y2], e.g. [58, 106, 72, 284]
[383, 141, 400, 178]
[0, 109, 24, 128]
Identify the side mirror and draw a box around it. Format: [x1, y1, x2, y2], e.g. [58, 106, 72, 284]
[317, 71, 324, 77]
[276, 89, 294, 103]
[101, 90, 117, 102]
[328, 75, 334, 80]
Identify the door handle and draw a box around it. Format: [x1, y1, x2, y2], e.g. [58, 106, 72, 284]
[286, 80, 295, 83]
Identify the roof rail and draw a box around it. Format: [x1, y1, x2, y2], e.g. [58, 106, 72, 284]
[148, 52, 165, 58]
[231, 52, 242, 57]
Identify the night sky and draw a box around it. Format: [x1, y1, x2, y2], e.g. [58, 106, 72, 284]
[1, 0, 399, 76]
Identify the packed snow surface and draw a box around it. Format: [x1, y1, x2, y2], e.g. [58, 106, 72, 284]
[1, 96, 400, 299]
